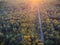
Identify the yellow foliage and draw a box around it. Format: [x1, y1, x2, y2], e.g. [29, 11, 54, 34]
[46, 18, 50, 23]
[21, 29, 25, 32]
[50, 34, 53, 37]
[21, 23, 29, 27]
[10, 19, 15, 24]
[24, 35, 30, 39]
[53, 19, 58, 24]
[0, 32, 3, 35]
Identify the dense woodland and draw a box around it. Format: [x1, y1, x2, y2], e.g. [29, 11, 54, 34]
[0, 0, 60, 45]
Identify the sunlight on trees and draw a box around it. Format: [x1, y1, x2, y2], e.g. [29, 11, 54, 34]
[0, 0, 60, 45]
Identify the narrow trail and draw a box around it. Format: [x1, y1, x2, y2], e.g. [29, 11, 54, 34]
[37, 8, 44, 42]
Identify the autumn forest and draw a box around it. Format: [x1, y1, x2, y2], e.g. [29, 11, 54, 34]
[0, 0, 60, 45]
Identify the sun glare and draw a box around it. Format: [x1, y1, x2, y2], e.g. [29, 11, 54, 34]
[29, 0, 44, 4]
[27, 0, 45, 6]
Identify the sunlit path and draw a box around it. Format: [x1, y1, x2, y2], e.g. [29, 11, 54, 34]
[37, 8, 44, 42]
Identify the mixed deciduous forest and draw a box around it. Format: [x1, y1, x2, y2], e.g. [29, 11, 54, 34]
[0, 0, 60, 45]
